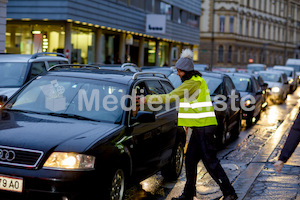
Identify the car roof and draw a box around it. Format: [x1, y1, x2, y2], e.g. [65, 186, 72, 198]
[225, 72, 254, 79]
[201, 71, 228, 79]
[0, 53, 68, 63]
[258, 70, 283, 75]
[46, 68, 169, 85]
[273, 66, 295, 71]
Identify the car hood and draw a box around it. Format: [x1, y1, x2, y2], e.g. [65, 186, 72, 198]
[264, 81, 281, 88]
[0, 88, 19, 98]
[0, 111, 120, 153]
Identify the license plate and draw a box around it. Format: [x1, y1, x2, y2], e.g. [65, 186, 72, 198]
[0, 175, 23, 193]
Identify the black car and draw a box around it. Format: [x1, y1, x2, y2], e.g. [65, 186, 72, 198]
[226, 73, 264, 127]
[0, 65, 185, 199]
[249, 73, 268, 110]
[201, 72, 242, 147]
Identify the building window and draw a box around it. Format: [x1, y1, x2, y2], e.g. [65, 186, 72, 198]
[218, 45, 224, 62]
[246, 20, 249, 36]
[219, 15, 225, 33]
[228, 46, 232, 63]
[239, 19, 243, 35]
[229, 16, 234, 33]
[252, 0, 256, 8]
[252, 21, 255, 36]
[257, 22, 261, 38]
[160, 2, 172, 20]
[145, 0, 154, 12]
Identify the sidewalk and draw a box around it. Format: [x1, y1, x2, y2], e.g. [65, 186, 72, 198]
[241, 109, 300, 200]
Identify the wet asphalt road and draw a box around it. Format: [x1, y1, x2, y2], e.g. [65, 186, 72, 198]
[125, 87, 300, 200]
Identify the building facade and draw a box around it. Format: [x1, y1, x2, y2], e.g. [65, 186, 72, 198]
[200, 0, 300, 68]
[0, 0, 8, 53]
[5, 0, 201, 66]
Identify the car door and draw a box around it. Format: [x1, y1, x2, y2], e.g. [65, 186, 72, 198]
[252, 77, 263, 117]
[224, 77, 239, 129]
[127, 81, 163, 176]
[157, 80, 179, 167]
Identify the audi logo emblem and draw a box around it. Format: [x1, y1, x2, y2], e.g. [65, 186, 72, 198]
[0, 149, 16, 162]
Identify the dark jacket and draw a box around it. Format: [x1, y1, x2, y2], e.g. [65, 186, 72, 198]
[279, 109, 300, 163]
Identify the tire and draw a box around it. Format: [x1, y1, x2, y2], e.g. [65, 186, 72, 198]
[217, 120, 229, 148]
[246, 112, 254, 127]
[161, 142, 184, 181]
[109, 168, 126, 200]
[231, 112, 241, 138]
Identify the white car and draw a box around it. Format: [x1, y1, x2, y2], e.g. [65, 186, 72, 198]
[0, 53, 69, 98]
[259, 71, 289, 104]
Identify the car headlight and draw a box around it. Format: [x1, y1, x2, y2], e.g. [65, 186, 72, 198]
[43, 152, 95, 170]
[289, 79, 294, 84]
[271, 87, 280, 93]
[245, 99, 251, 106]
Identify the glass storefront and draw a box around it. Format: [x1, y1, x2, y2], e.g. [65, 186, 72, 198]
[71, 27, 95, 64]
[6, 24, 65, 54]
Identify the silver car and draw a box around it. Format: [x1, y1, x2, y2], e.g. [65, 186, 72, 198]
[272, 66, 297, 93]
[0, 53, 69, 98]
[259, 71, 289, 104]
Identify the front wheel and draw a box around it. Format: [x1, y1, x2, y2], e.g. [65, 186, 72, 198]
[161, 142, 184, 181]
[109, 168, 126, 200]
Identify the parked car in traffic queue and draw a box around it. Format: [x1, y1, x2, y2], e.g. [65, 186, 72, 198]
[272, 66, 297, 93]
[0, 53, 69, 98]
[0, 65, 186, 200]
[201, 72, 242, 147]
[248, 73, 269, 110]
[226, 73, 264, 127]
[258, 70, 289, 104]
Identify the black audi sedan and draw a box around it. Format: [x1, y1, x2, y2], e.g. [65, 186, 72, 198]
[0, 65, 186, 200]
[201, 72, 242, 147]
[226, 73, 264, 127]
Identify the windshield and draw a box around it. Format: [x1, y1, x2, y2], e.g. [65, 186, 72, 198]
[0, 62, 28, 87]
[273, 69, 292, 77]
[230, 76, 252, 92]
[260, 73, 281, 83]
[247, 65, 265, 72]
[202, 76, 223, 95]
[5, 76, 127, 123]
[286, 64, 300, 72]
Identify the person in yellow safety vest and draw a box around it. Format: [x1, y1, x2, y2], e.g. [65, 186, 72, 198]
[138, 49, 237, 200]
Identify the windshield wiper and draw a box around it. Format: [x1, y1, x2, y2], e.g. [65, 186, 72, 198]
[46, 112, 101, 122]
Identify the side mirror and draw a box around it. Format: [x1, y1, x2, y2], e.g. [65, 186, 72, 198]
[256, 90, 263, 95]
[135, 111, 156, 123]
[0, 95, 8, 106]
[261, 83, 268, 90]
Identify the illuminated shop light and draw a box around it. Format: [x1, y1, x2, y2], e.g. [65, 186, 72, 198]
[43, 18, 49, 21]
[82, 22, 87, 25]
[67, 19, 73, 22]
[88, 23, 93, 26]
[6, 18, 13, 21]
[32, 31, 41, 34]
[21, 18, 31, 21]
[95, 25, 100, 28]
[101, 26, 106, 29]
[74, 21, 80, 24]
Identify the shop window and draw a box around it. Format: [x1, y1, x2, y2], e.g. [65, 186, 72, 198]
[71, 27, 95, 64]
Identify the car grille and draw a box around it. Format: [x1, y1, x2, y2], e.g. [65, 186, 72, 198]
[0, 145, 44, 168]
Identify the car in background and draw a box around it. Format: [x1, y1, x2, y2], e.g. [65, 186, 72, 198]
[258, 70, 289, 104]
[285, 59, 300, 83]
[0, 52, 69, 98]
[246, 63, 266, 73]
[201, 72, 241, 147]
[272, 66, 297, 93]
[194, 64, 209, 71]
[226, 73, 263, 127]
[212, 67, 237, 72]
[0, 65, 186, 200]
[141, 67, 182, 88]
[96, 63, 141, 73]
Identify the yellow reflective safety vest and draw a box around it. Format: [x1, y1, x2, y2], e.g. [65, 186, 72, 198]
[178, 76, 218, 127]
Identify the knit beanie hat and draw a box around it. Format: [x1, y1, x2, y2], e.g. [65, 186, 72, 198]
[175, 49, 194, 72]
